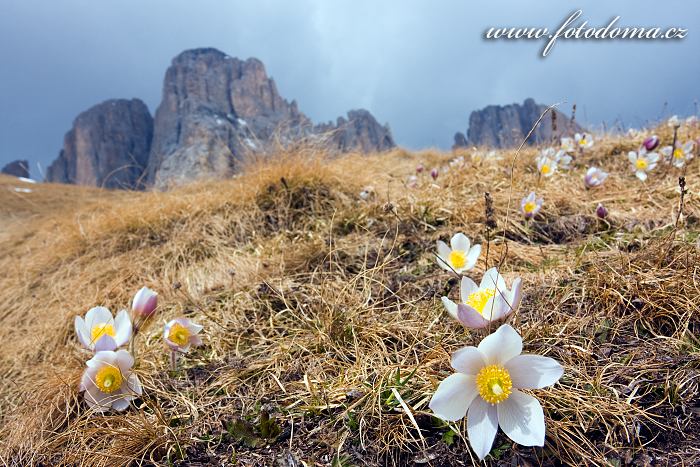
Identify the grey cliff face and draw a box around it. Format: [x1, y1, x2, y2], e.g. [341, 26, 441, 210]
[1, 160, 30, 178]
[46, 99, 153, 189]
[458, 98, 583, 148]
[146, 48, 312, 189]
[147, 48, 394, 189]
[315, 109, 395, 153]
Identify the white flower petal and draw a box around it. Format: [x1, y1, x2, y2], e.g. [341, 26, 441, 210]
[441, 296, 458, 320]
[436, 241, 451, 259]
[85, 306, 113, 329]
[628, 151, 638, 163]
[110, 393, 132, 412]
[506, 355, 563, 389]
[505, 277, 523, 314]
[486, 295, 510, 321]
[93, 335, 117, 352]
[497, 389, 546, 447]
[480, 267, 506, 293]
[459, 276, 478, 303]
[451, 233, 470, 252]
[191, 335, 204, 347]
[126, 373, 143, 396]
[477, 324, 522, 365]
[188, 322, 204, 335]
[467, 397, 499, 460]
[113, 309, 132, 347]
[466, 244, 481, 270]
[74, 316, 90, 348]
[88, 350, 118, 368]
[636, 171, 648, 181]
[451, 347, 485, 375]
[84, 385, 109, 412]
[457, 305, 491, 329]
[429, 373, 478, 422]
[114, 349, 135, 373]
[80, 367, 98, 391]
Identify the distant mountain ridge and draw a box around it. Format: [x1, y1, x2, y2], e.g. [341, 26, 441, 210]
[454, 98, 583, 149]
[1, 159, 30, 178]
[47, 47, 395, 190]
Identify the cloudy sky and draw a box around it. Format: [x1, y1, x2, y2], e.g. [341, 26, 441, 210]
[1, 0, 699, 176]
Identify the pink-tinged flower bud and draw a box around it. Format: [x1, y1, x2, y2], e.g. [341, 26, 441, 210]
[416, 164, 425, 174]
[430, 168, 439, 180]
[596, 203, 608, 219]
[643, 135, 660, 151]
[132, 287, 158, 318]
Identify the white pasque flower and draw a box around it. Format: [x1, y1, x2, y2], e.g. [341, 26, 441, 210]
[75, 307, 132, 352]
[536, 153, 558, 177]
[667, 115, 681, 128]
[80, 350, 142, 412]
[554, 149, 572, 169]
[429, 324, 563, 460]
[436, 233, 481, 274]
[520, 192, 543, 219]
[584, 167, 608, 188]
[560, 137, 574, 153]
[661, 141, 694, 168]
[441, 268, 522, 329]
[539, 148, 571, 169]
[574, 132, 594, 149]
[628, 149, 659, 181]
[164, 317, 204, 353]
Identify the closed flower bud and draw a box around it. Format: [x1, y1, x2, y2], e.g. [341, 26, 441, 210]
[132, 287, 158, 318]
[596, 203, 608, 219]
[416, 164, 425, 174]
[430, 168, 439, 180]
[643, 135, 660, 151]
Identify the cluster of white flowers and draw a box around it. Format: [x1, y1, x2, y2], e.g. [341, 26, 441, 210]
[74, 287, 203, 413]
[432, 233, 562, 460]
[561, 133, 594, 154]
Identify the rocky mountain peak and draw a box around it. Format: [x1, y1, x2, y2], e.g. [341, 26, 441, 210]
[46, 99, 153, 189]
[1, 160, 30, 178]
[455, 98, 583, 149]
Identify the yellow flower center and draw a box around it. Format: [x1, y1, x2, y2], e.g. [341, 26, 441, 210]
[168, 323, 191, 347]
[476, 364, 513, 404]
[91, 323, 115, 343]
[673, 148, 684, 159]
[465, 288, 496, 315]
[95, 365, 123, 394]
[448, 250, 467, 269]
[523, 201, 536, 214]
[579, 139, 587, 146]
[635, 159, 648, 170]
[540, 164, 550, 175]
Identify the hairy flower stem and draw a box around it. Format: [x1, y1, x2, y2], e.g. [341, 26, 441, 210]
[170, 351, 178, 371]
[129, 329, 138, 360]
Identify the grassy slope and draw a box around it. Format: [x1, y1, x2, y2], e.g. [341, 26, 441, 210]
[0, 132, 698, 466]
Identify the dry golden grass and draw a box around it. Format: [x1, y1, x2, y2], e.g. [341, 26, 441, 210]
[0, 127, 698, 466]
